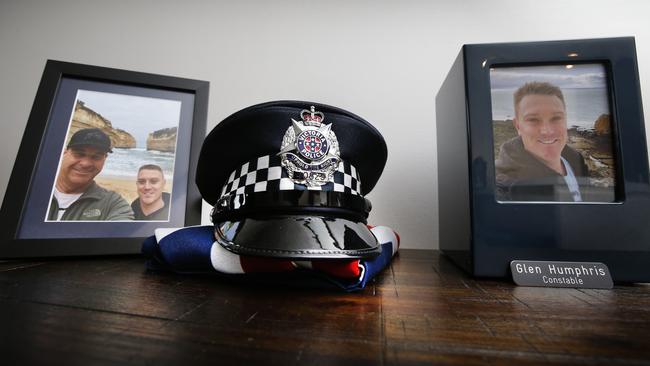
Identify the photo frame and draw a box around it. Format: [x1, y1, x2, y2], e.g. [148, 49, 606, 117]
[490, 63, 617, 203]
[436, 37, 650, 282]
[0, 60, 208, 258]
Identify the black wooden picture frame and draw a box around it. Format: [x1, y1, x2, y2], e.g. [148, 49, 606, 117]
[0, 60, 209, 258]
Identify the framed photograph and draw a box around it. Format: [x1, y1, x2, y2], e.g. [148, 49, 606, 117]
[436, 37, 650, 281]
[0, 60, 208, 258]
[490, 63, 617, 202]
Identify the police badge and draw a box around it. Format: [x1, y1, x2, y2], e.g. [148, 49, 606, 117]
[278, 106, 341, 187]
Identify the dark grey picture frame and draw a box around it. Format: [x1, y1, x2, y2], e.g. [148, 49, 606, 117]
[437, 37, 650, 282]
[0, 60, 209, 258]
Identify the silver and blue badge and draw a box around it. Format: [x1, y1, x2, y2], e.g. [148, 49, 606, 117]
[278, 106, 341, 187]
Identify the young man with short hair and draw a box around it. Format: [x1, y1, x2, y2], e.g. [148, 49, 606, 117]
[495, 81, 589, 202]
[131, 164, 171, 220]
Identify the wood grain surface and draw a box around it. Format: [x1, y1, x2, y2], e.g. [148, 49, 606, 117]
[2, 250, 649, 365]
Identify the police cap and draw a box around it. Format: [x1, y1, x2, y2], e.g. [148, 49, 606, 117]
[196, 101, 387, 259]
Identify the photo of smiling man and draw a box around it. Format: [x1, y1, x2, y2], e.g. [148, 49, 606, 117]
[130, 164, 171, 220]
[496, 82, 589, 201]
[43, 89, 181, 223]
[491, 64, 617, 202]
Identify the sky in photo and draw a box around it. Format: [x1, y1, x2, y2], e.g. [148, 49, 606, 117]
[489, 63, 611, 126]
[490, 64, 607, 90]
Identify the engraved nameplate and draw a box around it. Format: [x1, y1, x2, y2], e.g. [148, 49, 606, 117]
[511, 260, 613, 289]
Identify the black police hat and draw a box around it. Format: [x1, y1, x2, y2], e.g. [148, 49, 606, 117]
[67, 128, 113, 153]
[196, 101, 387, 259]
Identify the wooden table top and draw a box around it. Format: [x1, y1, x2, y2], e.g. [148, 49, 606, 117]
[2, 249, 650, 365]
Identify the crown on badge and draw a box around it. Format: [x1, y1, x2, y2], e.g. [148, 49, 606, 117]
[301, 106, 325, 126]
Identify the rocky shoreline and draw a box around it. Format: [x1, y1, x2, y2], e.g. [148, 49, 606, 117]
[146, 127, 177, 153]
[493, 116, 616, 187]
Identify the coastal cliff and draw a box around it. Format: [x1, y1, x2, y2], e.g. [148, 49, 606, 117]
[146, 127, 177, 153]
[70, 100, 136, 148]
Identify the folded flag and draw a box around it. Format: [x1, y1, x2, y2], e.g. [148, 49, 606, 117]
[142, 225, 399, 291]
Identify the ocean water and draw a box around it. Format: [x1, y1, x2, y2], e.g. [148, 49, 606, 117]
[491, 88, 610, 130]
[101, 148, 175, 178]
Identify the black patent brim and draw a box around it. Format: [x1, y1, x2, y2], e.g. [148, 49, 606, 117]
[214, 215, 381, 259]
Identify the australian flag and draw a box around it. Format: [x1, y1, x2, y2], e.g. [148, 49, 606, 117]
[142, 225, 399, 292]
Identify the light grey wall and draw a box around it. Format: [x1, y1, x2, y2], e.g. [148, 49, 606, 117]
[1, 0, 649, 249]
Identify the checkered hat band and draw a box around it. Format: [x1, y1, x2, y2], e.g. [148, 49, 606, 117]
[220, 155, 362, 198]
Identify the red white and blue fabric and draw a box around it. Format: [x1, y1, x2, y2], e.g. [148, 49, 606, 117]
[142, 225, 399, 292]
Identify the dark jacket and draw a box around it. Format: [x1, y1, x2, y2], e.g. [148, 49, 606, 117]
[48, 181, 134, 220]
[495, 137, 590, 202]
[131, 192, 171, 220]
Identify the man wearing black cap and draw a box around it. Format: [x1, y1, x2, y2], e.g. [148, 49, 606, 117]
[47, 128, 134, 221]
